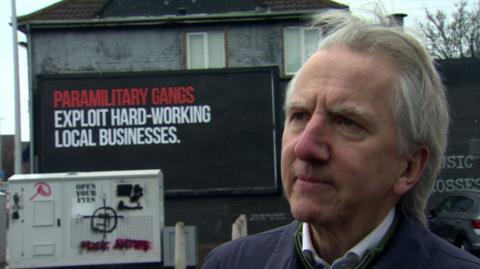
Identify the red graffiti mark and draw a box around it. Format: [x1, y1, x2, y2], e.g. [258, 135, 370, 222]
[79, 239, 151, 252]
[80, 240, 110, 251]
[30, 182, 52, 201]
[113, 239, 151, 252]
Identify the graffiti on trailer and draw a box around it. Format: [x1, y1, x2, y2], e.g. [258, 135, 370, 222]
[30, 182, 52, 201]
[82, 198, 123, 240]
[80, 240, 110, 251]
[80, 239, 151, 252]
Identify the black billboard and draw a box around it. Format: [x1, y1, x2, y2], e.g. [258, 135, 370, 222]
[33, 68, 281, 195]
[433, 59, 480, 194]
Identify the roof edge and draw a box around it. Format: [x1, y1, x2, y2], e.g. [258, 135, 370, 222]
[18, 9, 325, 31]
[17, 0, 71, 21]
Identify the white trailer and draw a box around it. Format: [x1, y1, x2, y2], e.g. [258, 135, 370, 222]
[7, 169, 164, 268]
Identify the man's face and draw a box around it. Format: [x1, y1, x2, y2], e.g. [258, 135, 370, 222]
[281, 47, 407, 229]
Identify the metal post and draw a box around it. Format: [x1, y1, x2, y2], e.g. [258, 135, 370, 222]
[231, 220, 240, 240]
[232, 214, 248, 240]
[174, 221, 186, 269]
[10, 0, 22, 174]
[0, 118, 3, 172]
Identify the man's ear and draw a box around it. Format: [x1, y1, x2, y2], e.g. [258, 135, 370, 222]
[393, 146, 429, 196]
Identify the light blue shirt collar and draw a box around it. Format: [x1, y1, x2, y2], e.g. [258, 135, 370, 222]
[302, 208, 395, 269]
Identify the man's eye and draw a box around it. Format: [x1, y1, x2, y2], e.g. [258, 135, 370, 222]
[289, 112, 308, 122]
[335, 117, 356, 126]
[333, 116, 368, 141]
[334, 117, 361, 130]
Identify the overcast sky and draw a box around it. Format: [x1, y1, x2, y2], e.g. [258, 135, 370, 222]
[0, 0, 478, 141]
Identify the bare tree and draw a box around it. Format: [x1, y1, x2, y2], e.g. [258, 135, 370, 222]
[416, 0, 480, 59]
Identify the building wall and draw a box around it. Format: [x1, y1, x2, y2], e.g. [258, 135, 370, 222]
[227, 23, 282, 68]
[31, 27, 184, 75]
[31, 23, 290, 75]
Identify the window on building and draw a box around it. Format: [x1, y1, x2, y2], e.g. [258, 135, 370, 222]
[283, 27, 321, 75]
[187, 32, 225, 69]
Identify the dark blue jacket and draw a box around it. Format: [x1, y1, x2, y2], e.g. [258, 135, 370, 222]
[202, 213, 480, 268]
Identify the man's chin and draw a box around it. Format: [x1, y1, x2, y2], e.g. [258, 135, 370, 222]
[290, 203, 328, 224]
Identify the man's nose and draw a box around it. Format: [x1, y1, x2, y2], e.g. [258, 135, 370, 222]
[293, 115, 331, 162]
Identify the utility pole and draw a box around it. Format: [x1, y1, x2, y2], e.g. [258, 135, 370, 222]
[10, 0, 22, 174]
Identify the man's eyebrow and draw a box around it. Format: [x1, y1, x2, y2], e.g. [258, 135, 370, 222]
[284, 99, 309, 112]
[330, 105, 377, 129]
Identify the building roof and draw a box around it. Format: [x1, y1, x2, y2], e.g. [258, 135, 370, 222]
[19, 0, 107, 21]
[18, 0, 348, 25]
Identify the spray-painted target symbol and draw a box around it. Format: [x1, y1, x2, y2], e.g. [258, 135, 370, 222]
[91, 206, 121, 233]
[83, 198, 123, 239]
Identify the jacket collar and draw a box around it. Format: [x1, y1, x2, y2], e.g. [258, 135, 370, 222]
[371, 212, 429, 268]
[263, 220, 303, 268]
[264, 210, 430, 269]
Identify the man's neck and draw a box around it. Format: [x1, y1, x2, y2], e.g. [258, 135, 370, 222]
[307, 208, 395, 264]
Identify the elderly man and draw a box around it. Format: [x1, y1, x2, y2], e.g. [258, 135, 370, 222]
[202, 10, 480, 269]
